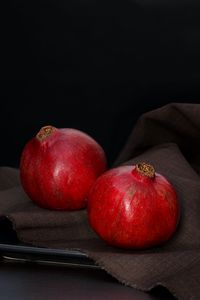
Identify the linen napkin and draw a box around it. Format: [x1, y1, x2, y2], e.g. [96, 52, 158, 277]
[1, 102, 200, 300]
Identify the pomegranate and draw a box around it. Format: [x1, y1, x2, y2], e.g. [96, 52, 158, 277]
[88, 162, 180, 249]
[20, 125, 107, 210]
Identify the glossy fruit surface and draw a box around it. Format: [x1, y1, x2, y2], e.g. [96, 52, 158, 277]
[88, 163, 180, 249]
[20, 125, 107, 210]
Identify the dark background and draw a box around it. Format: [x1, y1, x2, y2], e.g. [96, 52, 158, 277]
[2, 0, 200, 167]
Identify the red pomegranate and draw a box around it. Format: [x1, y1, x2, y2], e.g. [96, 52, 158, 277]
[88, 162, 180, 249]
[20, 125, 107, 210]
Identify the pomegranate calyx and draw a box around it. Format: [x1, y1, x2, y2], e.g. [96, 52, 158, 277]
[135, 162, 155, 179]
[36, 125, 56, 141]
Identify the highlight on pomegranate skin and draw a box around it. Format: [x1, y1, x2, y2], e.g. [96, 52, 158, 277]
[88, 162, 180, 249]
[20, 125, 107, 210]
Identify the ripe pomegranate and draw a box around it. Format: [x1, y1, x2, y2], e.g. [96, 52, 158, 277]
[20, 125, 107, 210]
[88, 163, 180, 249]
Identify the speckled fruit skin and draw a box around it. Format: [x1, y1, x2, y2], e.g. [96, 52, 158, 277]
[20, 126, 107, 210]
[88, 164, 180, 249]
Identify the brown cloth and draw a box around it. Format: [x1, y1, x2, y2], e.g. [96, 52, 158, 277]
[1, 102, 200, 299]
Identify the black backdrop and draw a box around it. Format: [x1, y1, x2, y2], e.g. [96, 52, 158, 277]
[2, 0, 200, 167]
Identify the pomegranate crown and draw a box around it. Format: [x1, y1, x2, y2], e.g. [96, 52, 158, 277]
[135, 162, 155, 179]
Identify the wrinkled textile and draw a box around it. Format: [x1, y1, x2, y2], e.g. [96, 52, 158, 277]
[1, 103, 200, 299]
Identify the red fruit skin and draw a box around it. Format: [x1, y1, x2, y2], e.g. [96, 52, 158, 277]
[20, 127, 107, 210]
[88, 165, 180, 249]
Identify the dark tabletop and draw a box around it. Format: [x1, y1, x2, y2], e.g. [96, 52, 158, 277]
[0, 259, 175, 300]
